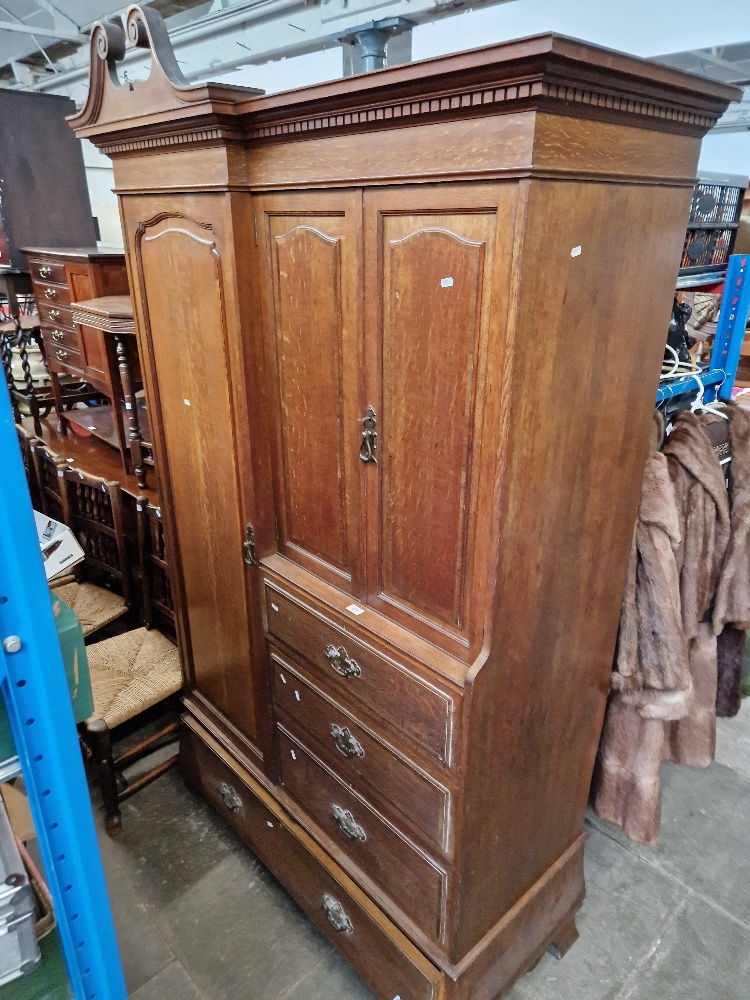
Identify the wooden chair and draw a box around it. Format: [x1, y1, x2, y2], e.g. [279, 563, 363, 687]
[30, 439, 68, 525]
[15, 423, 41, 510]
[82, 499, 182, 835]
[53, 468, 132, 638]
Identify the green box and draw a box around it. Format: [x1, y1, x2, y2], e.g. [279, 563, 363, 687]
[0, 593, 93, 762]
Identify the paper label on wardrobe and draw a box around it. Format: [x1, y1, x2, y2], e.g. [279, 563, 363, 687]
[346, 604, 365, 616]
[440, 277, 453, 287]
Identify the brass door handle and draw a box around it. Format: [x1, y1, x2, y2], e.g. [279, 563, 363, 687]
[321, 894, 353, 934]
[330, 724, 364, 759]
[358, 404, 377, 463]
[55, 349, 68, 361]
[49, 309, 60, 321]
[324, 644, 361, 678]
[39, 265, 52, 278]
[219, 782, 242, 812]
[52, 330, 64, 342]
[44, 287, 57, 299]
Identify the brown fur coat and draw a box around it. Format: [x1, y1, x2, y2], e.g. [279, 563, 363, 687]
[595, 408, 738, 843]
[594, 414, 690, 844]
[662, 410, 730, 766]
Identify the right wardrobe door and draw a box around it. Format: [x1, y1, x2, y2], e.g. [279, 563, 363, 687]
[362, 183, 519, 662]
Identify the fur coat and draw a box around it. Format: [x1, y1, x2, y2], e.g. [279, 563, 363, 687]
[594, 413, 690, 844]
[662, 410, 730, 765]
[713, 403, 750, 715]
[594, 408, 738, 843]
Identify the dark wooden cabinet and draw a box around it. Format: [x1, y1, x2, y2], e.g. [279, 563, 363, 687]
[70, 9, 738, 999]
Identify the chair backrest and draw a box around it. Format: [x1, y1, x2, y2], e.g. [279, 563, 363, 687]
[61, 467, 133, 607]
[15, 424, 42, 510]
[30, 441, 69, 523]
[137, 497, 175, 637]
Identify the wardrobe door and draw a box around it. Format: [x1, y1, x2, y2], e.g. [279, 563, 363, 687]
[255, 191, 366, 595]
[124, 197, 263, 753]
[363, 184, 518, 661]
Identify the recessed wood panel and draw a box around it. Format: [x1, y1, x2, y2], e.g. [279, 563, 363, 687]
[364, 192, 510, 655]
[258, 193, 365, 593]
[134, 212, 258, 741]
[274, 226, 346, 568]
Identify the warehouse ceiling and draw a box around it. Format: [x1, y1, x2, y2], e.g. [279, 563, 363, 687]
[0, 0, 747, 134]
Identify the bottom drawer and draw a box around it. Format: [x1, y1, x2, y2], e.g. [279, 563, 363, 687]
[180, 717, 444, 1000]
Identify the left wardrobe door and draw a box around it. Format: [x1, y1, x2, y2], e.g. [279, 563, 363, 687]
[255, 190, 366, 597]
[122, 196, 265, 755]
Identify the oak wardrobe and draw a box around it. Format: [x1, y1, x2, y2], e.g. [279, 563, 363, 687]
[71, 9, 738, 998]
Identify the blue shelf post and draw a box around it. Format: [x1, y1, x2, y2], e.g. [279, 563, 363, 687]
[713, 253, 750, 401]
[0, 383, 126, 1000]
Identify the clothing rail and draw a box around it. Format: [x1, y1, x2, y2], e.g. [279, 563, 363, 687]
[656, 253, 750, 405]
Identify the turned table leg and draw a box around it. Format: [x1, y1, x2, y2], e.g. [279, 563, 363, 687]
[115, 333, 147, 489]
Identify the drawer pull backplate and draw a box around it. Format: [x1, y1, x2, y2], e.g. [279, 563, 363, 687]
[332, 804, 366, 842]
[324, 644, 361, 679]
[219, 782, 243, 812]
[322, 894, 354, 934]
[330, 724, 364, 759]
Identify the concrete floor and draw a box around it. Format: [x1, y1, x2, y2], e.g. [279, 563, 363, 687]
[91, 706, 750, 1000]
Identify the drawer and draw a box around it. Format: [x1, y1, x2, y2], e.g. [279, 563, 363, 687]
[42, 325, 80, 353]
[37, 302, 74, 330]
[33, 282, 70, 306]
[265, 584, 456, 764]
[181, 719, 444, 1000]
[28, 259, 66, 285]
[271, 648, 451, 855]
[47, 344, 83, 376]
[279, 727, 446, 943]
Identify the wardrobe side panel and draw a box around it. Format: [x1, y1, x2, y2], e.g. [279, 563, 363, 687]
[452, 176, 696, 959]
[120, 193, 263, 752]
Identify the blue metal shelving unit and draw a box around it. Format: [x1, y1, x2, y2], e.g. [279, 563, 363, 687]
[0, 381, 126, 1000]
[656, 253, 750, 406]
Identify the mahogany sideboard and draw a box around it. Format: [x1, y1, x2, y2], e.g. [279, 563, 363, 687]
[70, 10, 739, 999]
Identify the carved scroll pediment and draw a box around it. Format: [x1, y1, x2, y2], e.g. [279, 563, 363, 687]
[69, 5, 263, 138]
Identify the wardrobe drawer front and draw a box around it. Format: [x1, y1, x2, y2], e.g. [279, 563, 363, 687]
[28, 259, 67, 286]
[37, 302, 75, 330]
[271, 649, 451, 855]
[279, 727, 445, 943]
[265, 585, 455, 763]
[182, 721, 443, 1000]
[33, 281, 71, 306]
[42, 324, 80, 353]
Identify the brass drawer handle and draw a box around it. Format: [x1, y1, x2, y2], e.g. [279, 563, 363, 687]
[55, 349, 68, 361]
[49, 309, 61, 321]
[44, 287, 57, 299]
[332, 804, 366, 842]
[39, 265, 52, 278]
[322, 894, 354, 934]
[219, 782, 242, 812]
[324, 644, 361, 679]
[330, 724, 364, 759]
[52, 330, 64, 342]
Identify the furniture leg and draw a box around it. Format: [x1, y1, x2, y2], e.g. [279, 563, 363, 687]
[115, 333, 147, 488]
[547, 916, 579, 960]
[86, 718, 122, 836]
[47, 369, 68, 435]
[15, 327, 42, 435]
[0, 329, 18, 416]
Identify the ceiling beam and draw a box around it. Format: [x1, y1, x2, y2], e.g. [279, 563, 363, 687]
[0, 20, 85, 42]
